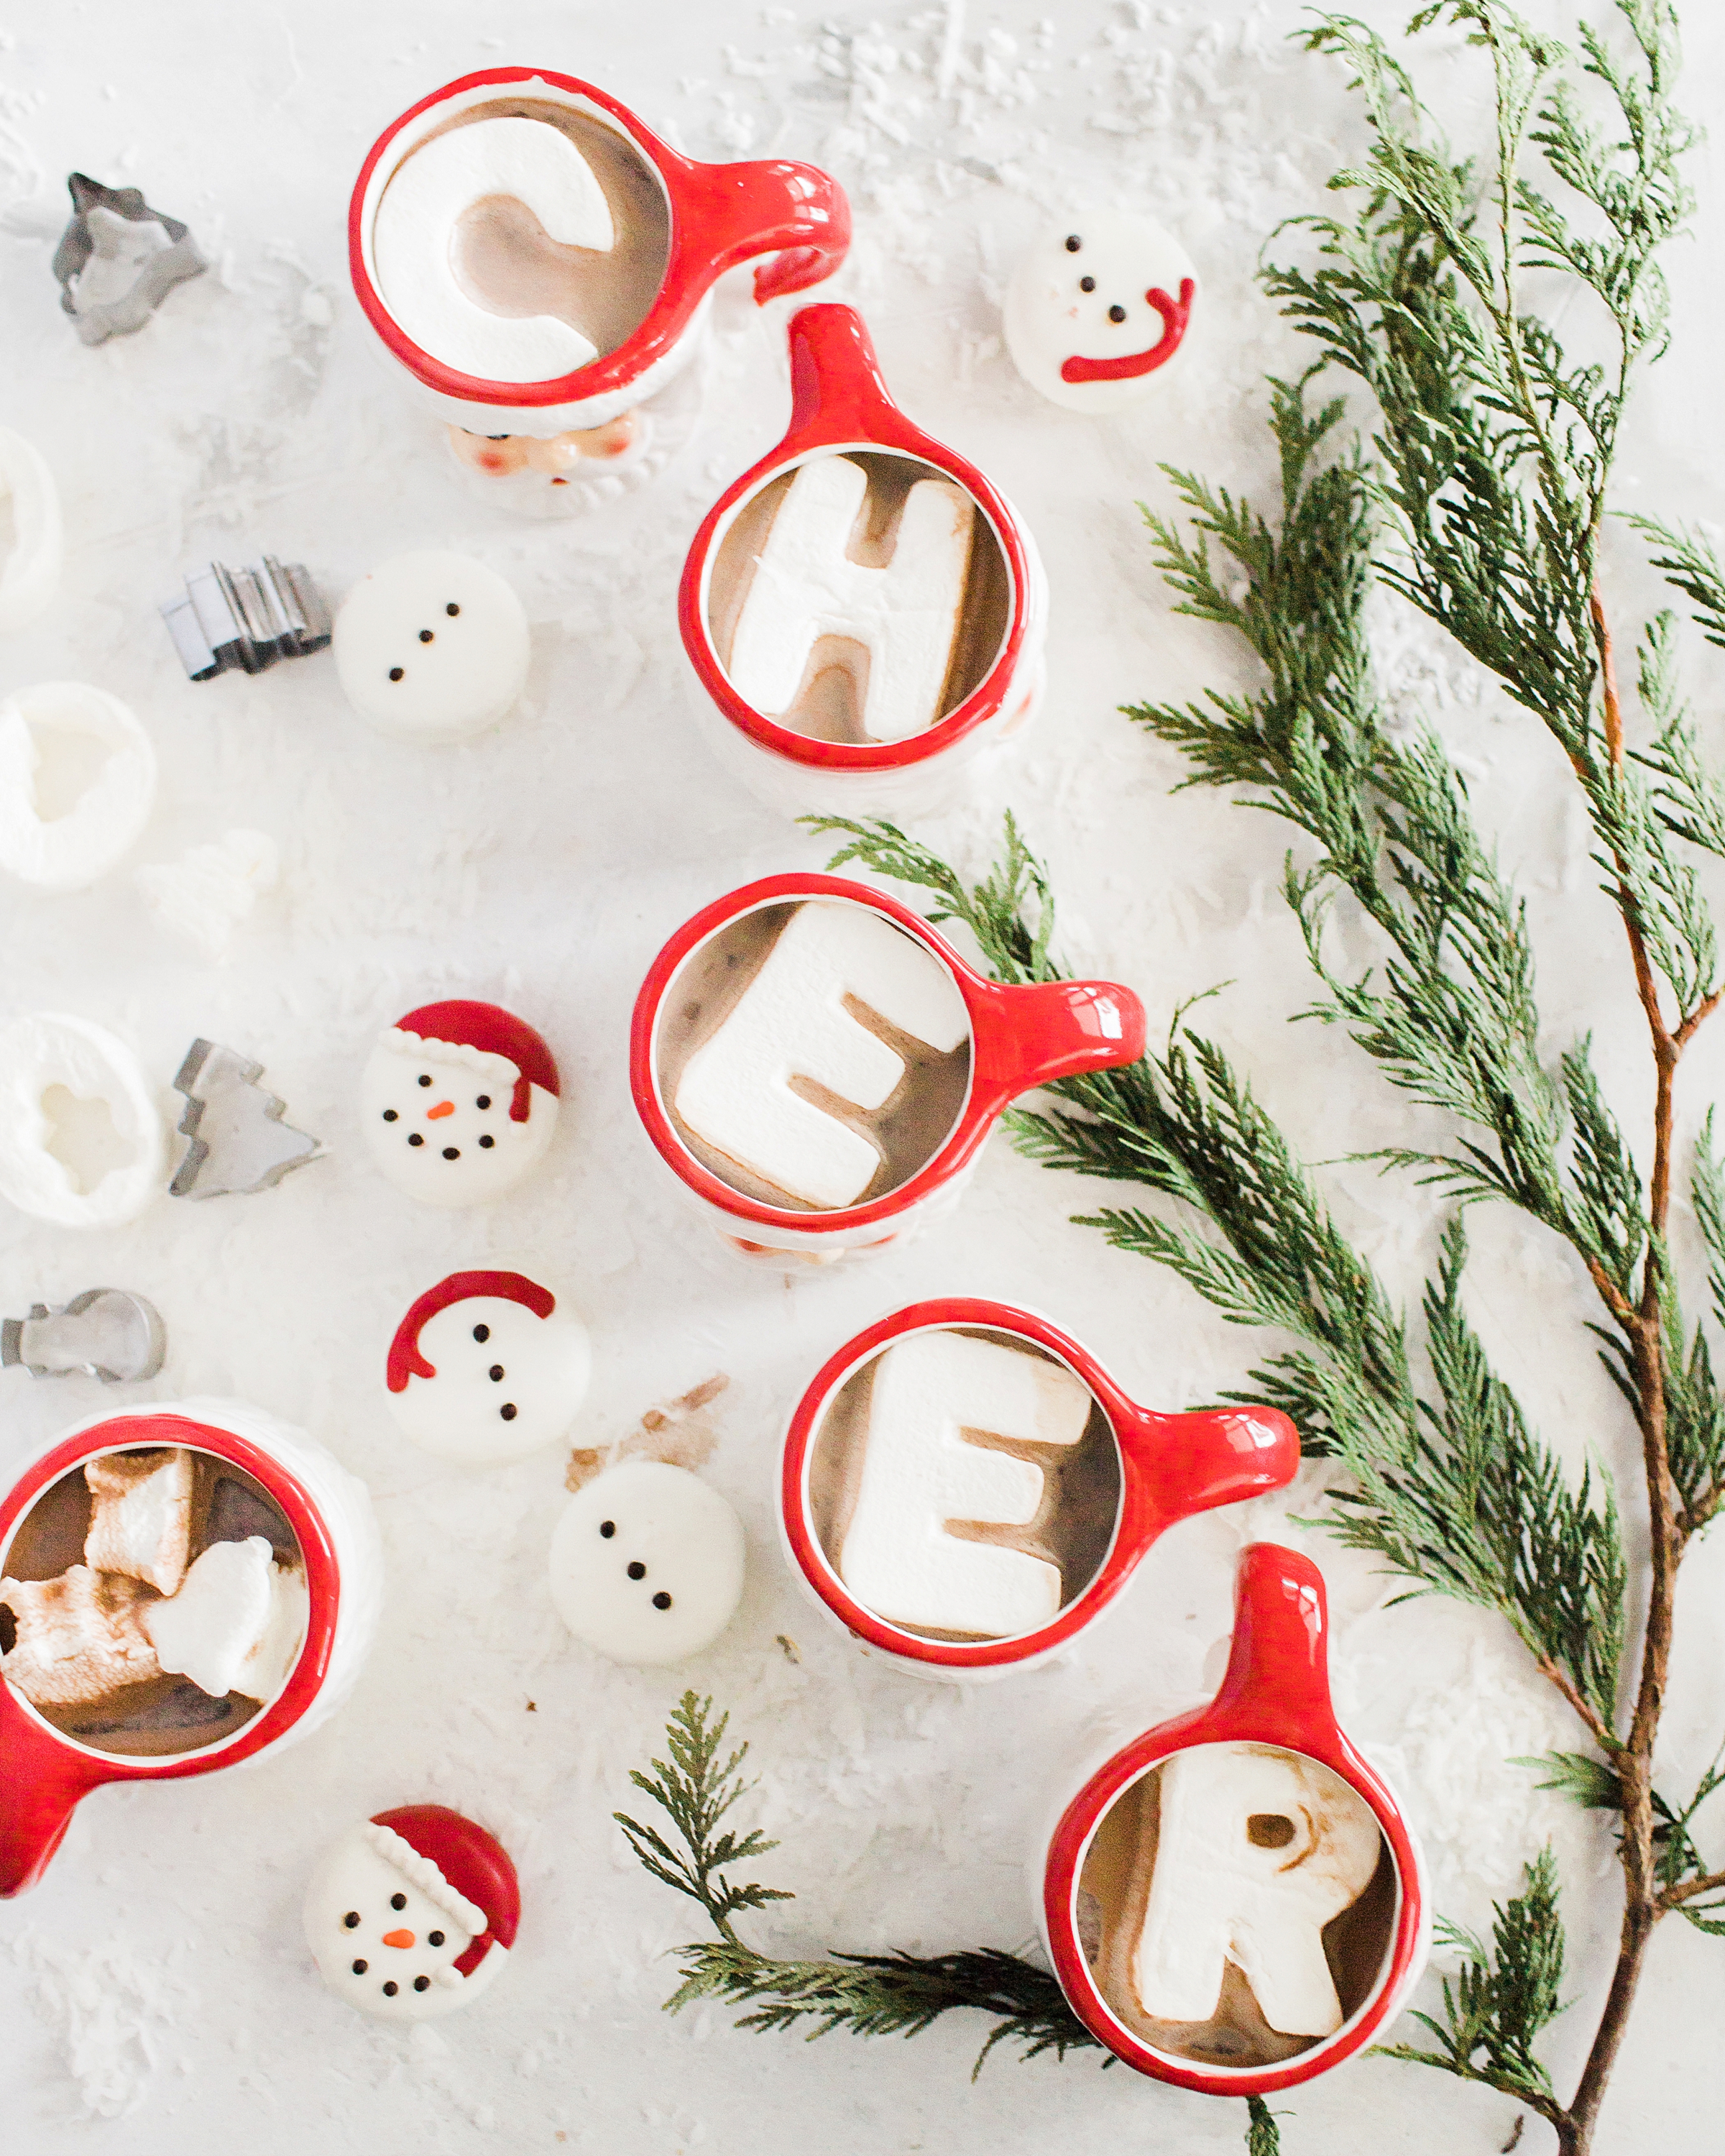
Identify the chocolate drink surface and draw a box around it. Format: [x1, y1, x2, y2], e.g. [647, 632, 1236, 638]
[707, 452, 1013, 743]
[1077, 1748, 1398, 2069]
[408, 98, 670, 361]
[0, 1447, 304, 1759]
[807, 1327, 1122, 1639]
[655, 900, 972, 1211]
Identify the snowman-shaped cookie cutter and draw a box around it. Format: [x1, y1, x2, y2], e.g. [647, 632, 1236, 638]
[0, 1402, 381, 1896]
[1039, 1543, 1429, 2093]
[678, 304, 1049, 817]
[779, 1299, 1298, 1676]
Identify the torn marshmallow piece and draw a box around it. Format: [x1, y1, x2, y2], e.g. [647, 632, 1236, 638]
[84, 1447, 194, 1595]
[0, 1564, 161, 1706]
[373, 116, 614, 382]
[0, 1012, 166, 1229]
[141, 1534, 308, 1700]
[839, 1331, 1092, 1636]
[0, 426, 64, 634]
[673, 903, 968, 1208]
[727, 457, 975, 741]
[136, 829, 278, 960]
[0, 682, 157, 893]
[1133, 1743, 1383, 2038]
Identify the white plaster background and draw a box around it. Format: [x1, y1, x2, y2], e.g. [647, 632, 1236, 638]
[0, 1, 1721, 2150]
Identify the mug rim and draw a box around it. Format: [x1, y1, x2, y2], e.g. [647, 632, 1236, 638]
[781, 1298, 1152, 1668]
[680, 432, 1036, 773]
[1042, 1724, 1426, 2093]
[630, 873, 1005, 1233]
[0, 1410, 340, 1779]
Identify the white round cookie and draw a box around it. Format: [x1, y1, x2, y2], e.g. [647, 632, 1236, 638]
[359, 1030, 556, 1208]
[387, 1286, 592, 1467]
[549, 1460, 745, 1666]
[0, 1013, 165, 1226]
[303, 1822, 506, 2024]
[1003, 208, 1197, 415]
[334, 550, 530, 742]
[0, 682, 156, 891]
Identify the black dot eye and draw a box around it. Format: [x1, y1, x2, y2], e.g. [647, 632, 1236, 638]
[473, 1324, 489, 1343]
[1108, 303, 1127, 323]
[442, 1145, 460, 1160]
[500, 1403, 517, 1421]
[1080, 275, 1095, 292]
[408, 1132, 424, 1147]
[418, 628, 433, 643]
[391, 1894, 406, 1912]
[478, 1134, 494, 1149]
[446, 602, 460, 617]
[652, 1591, 672, 1610]
[627, 1561, 646, 1581]
[599, 1520, 615, 1538]
[475, 1095, 491, 1110]
[428, 1930, 445, 1947]
[488, 1364, 505, 1382]
[1064, 233, 1082, 252]
[382, 1109, 398, 1122]
[413, 1976, 431, 1991]
[352, 1958, 368, 1974]
[418, 1075, 433, 1088]
[344, 1912, 360, 1929]
[382, 1981, 398, 1996]
[388, 667, 404, 682]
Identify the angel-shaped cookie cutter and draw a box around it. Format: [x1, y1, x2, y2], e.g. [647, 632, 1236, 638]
[159, 560, 331, 682]
[170, 1040, 320, 1200]
[51, 173, 206, 345]
[1, 1290, 165, 1384]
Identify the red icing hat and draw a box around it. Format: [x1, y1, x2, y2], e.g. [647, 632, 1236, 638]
[392, 1000, 560, 1124]
[368, 1803, 520, 1978]
[387, 1270, 556, 1393]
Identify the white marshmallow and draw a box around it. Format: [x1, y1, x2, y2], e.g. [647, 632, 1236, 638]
[1003, 208, 1197, 416]
[0, 1013, 165, 1227]
[142, 1535, 308, 1701]
[838, 1331, 1092, 1636]
[136, 828, 277, 960]
[1133, 1743, 1383, 2037]
[334, 551, 530, 742]
[0, 426, 63, 633]
[673, 902, 968, 1208]
[373, 116, 614, 382]
[84, 1448, 193, 1595]
[727, 456, 975, 741]
[548, 1460, 744, 1666]
[0, 683, 155, 893]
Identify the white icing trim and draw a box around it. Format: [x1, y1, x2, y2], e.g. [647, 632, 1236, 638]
[378, 1028, 519, 1086]
[362, 1819, 489, 1935]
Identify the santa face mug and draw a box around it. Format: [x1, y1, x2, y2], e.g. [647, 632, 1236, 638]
[780, 1299, 1297, 1680]
[679, 304, 1048, 819]
[0, 1400, 382, 1896]
[1038, 1544, 1430, 2096]
[630, 873, 1146, 1267]
[349, 68, 850, 511]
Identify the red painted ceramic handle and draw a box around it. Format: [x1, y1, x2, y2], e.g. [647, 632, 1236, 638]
[686, 160, 852, 304]
[1118, 1406, 1299, 1551]
[779, 304, 913, 452]
[0, 1692, 106, 1897]
[970, 976, 1149, 1104]
[1202, 1543, 1337, 1751]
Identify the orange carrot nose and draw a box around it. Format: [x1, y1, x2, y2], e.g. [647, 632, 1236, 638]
[426, 1101, 455, 1120]
[382, 1928, 415, 1949]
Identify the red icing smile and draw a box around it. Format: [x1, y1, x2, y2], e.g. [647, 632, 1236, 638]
[1060, 278, 1195, 385]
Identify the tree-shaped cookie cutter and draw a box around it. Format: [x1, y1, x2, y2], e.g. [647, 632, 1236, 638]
[170, 1040, 320, 1199]
[50, 173, 206, 344]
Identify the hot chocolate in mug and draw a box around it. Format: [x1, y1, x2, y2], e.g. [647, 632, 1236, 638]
[679, 304, 1048, 817]
[0, 1400, 382, 1896]
[349, 69, 850, 495]
[629, 872, 1146, 1265]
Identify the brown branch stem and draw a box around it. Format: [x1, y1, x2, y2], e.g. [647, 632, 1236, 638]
[1660, 1867, 1725, 1913]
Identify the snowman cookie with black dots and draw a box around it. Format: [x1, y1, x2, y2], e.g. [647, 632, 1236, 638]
[334, 549, 530, 741]
[303, 1804, 519, 2022]
[360, 999, 559, 1208]
[550, 1459, 745, 1665]
[385, 1268, 592, 1466]
[1003, 207, 1197, 415]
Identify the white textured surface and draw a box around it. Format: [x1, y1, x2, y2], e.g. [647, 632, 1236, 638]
[0, 2, 1720, 2152]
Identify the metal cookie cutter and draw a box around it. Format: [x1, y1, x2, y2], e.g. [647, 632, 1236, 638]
[160, 559, 332, 682]
[171, 1039, 321, 1199]
[1, 1289, 166, 1383]
[51, 173, 206, 346]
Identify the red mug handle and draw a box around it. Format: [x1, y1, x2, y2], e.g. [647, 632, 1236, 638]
[1116, 1405, 1299, 1563]
[968, 976, 1149, 1108]
[0, 1688, 108, 1897]
[1197, 1543, 1340, 1755]
[683, 157, 851, 306]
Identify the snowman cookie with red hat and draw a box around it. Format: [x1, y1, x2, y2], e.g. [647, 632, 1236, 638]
[304, 1803, 520, 2021]
[360, 999, 559, 1206]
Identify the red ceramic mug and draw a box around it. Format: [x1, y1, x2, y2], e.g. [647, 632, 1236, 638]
[678, 304, 1048, 816]
[629, 872, 1146, 1264]
[779, 1298, 1298, 1676]
[349, 68, 850, 457]
[1040, 1544, 1429, 2094]
[0, 1399, 382, 1896]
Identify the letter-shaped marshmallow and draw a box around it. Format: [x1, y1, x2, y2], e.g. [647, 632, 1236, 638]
[727, 457, 975, 741]
[1133, 1743, 1382, 2037]
[373, 117, 615, 382]
[839, 1331, 1092, 1635]
[673, 902, 968, 1208]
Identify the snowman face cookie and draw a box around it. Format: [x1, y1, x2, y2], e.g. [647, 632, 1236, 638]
[1003, 209, 1197, 415]
[360, 1000, 559, 1208]
[386, 1270, 592, 1467]
[549, 1460, 745, 1665]
[333, 549, 530, 743]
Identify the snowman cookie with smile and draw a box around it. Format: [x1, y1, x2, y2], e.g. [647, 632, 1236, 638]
[1003, 208, 1197, 415]
[359, 999, 560, 1207]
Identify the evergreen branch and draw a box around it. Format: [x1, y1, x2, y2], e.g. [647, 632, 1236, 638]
[1629, 515, 1725, 651]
